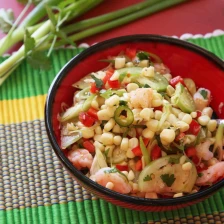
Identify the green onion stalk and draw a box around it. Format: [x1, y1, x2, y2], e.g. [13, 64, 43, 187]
[0, 0, 187, 86]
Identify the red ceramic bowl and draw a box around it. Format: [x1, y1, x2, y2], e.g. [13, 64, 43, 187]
[45, 35, 224, 211]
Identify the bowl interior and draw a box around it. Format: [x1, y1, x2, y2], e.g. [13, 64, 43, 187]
[46, 35, 224, 207]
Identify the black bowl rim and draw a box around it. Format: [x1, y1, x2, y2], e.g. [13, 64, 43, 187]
[45, 34, 224, 207]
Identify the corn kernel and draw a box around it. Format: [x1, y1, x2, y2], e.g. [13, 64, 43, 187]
[182, 162, 192, 171]
[173, 193, 183, 198]
[178, 112, 186, 120]
[141, 66, 154, 77]
[104, 118, 116, 132]
[175, 121, 189, 132]
[142, 128, 155, 139]
[182, 114, 192, 125]
[146, 119, 159, 132]
[180, 155, 187, 165]
[154, 110, 162, 120]
[128, 138, 139, 149]
[202, 107, 213, 118]
[91, 99, 99, 110]
[105, 95, 120, 107]
[166, 85, 175, 97]
[172, 107, 182, 117]
[207, 120, 217, 132]
[152, 99, 163, 107]
[120, 138, 129, 151]
[97, 109, 111, 120]
[140, 108, 153, 121]
[160, 129, 175, 144]
[126, 83, 139, 92]
[128, 170, 135, 181]
[110, 71, 119, 81]
[167, 114, 178, 126]
[94, 134, 102, 142]
[112, 124, 122, 133]
[190, 111, 197, 118]
[145, 192, 158, 199]
[95, 126, 102, 135]
[128, 159, 135, 170]
[125, 62, 134, 67]
[126, 148, 135, 159]
[106, 182, 114, 190]
[122, 171, 128, 177]
[198, 115, 210, 126]
[101, 133, 114, 145]
[93, 141, 105, 151]
[104, 145, 115, 157]
[81, 127, 94, 139]
[138, 60, 149, 67]
[115, 57, 125, 69]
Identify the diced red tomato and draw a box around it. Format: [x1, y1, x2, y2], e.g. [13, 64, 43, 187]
[185, 147, 197, 158]
[143, 138, 150, 147]
[188, 120, 201, 135]
[135, 159, 142, 171]
[116, 164, 129, 172]
[63, 149, 69, 157]
[108, 79, 120, 89]
[154, 106, 163, 111]
[90, 82, 98, 93]
[83, 140, 95, 153]
[87, 107, 98, 120]
[103, 70, 114, 85]
[175, 133, 185, 141]
[151, 145, 162, 161]
[79, 112, 95, 127]
[196, 163, 207, 173]
[191, 156, 200, 165]
[132, 146, 142, 157]
[169, 76, 185, 87]
[196, 110, 202, 119]
[125, 48, 136, 60]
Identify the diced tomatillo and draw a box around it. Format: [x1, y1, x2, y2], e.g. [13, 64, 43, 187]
[114, 106, 134, 127]
[171, 83, 196, 113]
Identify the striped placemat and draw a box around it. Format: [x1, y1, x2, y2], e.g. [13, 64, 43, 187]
[0, 34, 224, 224]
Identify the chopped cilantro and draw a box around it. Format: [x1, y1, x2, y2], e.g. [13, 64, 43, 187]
[104, 167, 128, 180]
[160, 173, 176, 187]
[172, 142, 185, 151]
[198, 173, 204, 177]
[143, 84, 150, 88]
[143, 174, 153, 182]
[118, 72, 126, 83]
[104, 148, 110, 158]
[200, 89, 208, 99]
[119, 100, 128, 106]
[91, 74, 103, 88]
[137, 51, 149, 60]
[168, 157, 179, 164]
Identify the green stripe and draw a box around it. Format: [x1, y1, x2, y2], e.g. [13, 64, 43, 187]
[1, 198, 222, 224]
[0, 48, 84, 101]
[1, 35, 224, 101]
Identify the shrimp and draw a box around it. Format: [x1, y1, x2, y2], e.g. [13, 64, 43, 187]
[196, 140, 213, 161]
[68, 148, 93, 170]
[90, 167, 132, 194]
[196, 162, 224, 186]
[193, 88, 211, 111]
[129, 88, 153, 109]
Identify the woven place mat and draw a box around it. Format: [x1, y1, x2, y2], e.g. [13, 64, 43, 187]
[0, 34, 224, 224]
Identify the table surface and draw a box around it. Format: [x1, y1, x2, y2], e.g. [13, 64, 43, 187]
[0, 0, 224, 45]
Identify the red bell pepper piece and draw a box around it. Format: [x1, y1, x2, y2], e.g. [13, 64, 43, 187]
[79, 112, 95, 127]
[143, 138, 150, 147]
[188, 120, 201, 135]
[103, 70, 114, 85]
[90, 82, 99, 93]
[185, 147, 197, 158]
[135, 159, 142, 171]
[151, 145, 162, 161]
[108, 79, 120, 89]
[87, 107, 98, 120]
[175, 132, 185, 141]
[125, 48, 136, 60]
[83, 140, 95, 153]
[132, 146, 142, 157]
[169, 76, 185, 87]
[116, 164, 129, 172]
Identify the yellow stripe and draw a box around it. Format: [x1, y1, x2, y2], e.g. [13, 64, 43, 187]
[0, 95, 47, 124]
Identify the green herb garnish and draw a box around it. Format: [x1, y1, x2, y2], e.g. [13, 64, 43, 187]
[160, 173, 176, 187]
[137, 51, 149, 60]
[104, 167, 128, 180]
[91, 74, 103, 88]
[143, 174, 153, 182]
[168, 157, 179, 164]
[119, 100, 128, 106]
[198, 173, 203, 177]
[200, 89, 208, 99]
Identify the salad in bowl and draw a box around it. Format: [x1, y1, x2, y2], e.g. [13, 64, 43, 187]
[58, 47, 224, 199]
